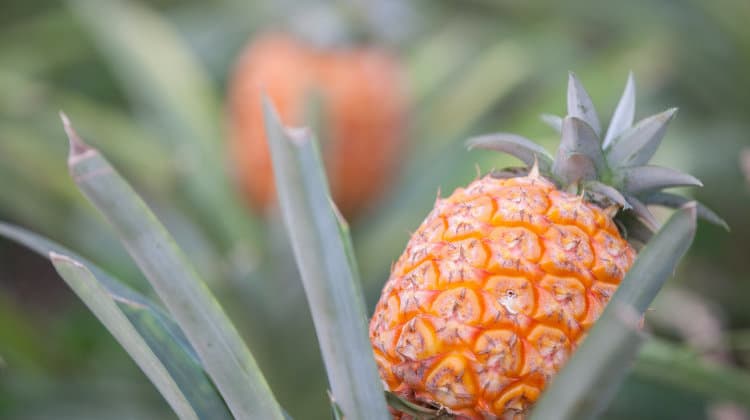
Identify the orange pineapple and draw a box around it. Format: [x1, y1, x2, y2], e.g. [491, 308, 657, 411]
[369, 73, 724, 419]
[227, 33, 408, 219]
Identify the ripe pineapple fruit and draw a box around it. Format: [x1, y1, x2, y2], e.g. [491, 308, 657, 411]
[370, 73, 724, 419]
[227, 33, 408, 219]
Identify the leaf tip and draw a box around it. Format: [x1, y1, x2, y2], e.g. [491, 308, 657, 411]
[60, 112, 93, 163]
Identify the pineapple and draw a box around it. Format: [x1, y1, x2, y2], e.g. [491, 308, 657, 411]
[369, 73, 723, 419]
[227, 33, 408, 219]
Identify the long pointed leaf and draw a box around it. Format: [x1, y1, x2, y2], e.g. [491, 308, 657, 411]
[466, 133, 553, 171]
[61, 116, 284, 420]
[624, 194, 659, 231]
[567, 72, 602, 136]
[552, 116, 608, 184]
[0, 223, 231, 419]
[620, 165, 703, 194]
[263, 98, 389, 420]
[606, 108, 678, 167]
[532, 205, 697, 419]
[640, 192, 729, 230]
[603, 72, 636, 149]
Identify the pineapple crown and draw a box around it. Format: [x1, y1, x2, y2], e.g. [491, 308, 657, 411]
[468, 72, 727, 245]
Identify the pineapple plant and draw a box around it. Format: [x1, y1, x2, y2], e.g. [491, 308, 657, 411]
[369, 73, 725, 419]
[227, 33, 409, 219]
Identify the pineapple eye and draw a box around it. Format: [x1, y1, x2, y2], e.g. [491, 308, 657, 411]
[505, 290, 517, 299]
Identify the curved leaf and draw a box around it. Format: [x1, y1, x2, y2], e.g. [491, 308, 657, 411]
[567, 72, 602, 136]
[603, 72, 636, 149]
[466, 133, 553, 171]
[620, 165, 703, 194]
[263, 98, 389, 420]
[0, 222, 231, 419]
[606, 108, 678, 167]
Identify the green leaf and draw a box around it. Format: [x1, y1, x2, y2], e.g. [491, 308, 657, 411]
[61, 115, 284, 420]
[50, 253, 231, 420]
[603, 72, 636, 149]
[530, 304, 645, 420]
[620, 165, 702, 195]
[612, 203, 697, 313]
[0, 222, 231, 419]
[567, 72, 602, 136]
[606, 108, 678, 168]
[635, 339, 750, 407]
[552, 116, 608, 185]
[466, 133, 554, 172]
[263, 98, 390, 420]
[531, 204, 697, 419]
[640, 192, 729, 230]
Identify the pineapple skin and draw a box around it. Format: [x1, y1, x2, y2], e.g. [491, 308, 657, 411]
[227, 34, 408, 218]
[369, 174, 635, 419]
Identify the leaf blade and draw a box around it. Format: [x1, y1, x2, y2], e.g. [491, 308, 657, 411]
[531, 205, 697, 419]
[62, 117, 284, 420]
[603, 72, 636, 149]
[606, 108, 678, 167]
[567, 72, 602, 136]
[263, 98, 389, 420]
[466, 133, 554, 171]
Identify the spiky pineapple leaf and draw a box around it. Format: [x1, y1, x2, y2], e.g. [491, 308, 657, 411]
[640, 192, 729, 230]
[532, 204, 697, 420]
[0, 222, 231, 419]
[603, 72, 636, 149]
[620, 165, 703, 195]
[552, 116, 608, 185]
[466, 133, 553, 172]
[263, 97, 390, 420]
[540, 113, 563, 133]
[567, 72, 602, 136]
[623, 194, 659, 231]
[606, 108, 678, 168]
[583, 181, 631, 209]
[61, 115, 284, 420]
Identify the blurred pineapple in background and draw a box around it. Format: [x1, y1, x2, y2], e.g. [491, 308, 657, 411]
[227, 33, 409, 219]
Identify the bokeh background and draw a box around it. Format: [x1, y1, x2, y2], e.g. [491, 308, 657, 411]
[1, 1, 749, 419]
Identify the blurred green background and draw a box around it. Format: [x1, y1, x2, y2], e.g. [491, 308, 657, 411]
[1, 0, 749, 419]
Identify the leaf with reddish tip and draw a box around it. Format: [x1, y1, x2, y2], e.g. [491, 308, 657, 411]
[620, 165, 703, 195]
[603, 72, 636, 149]
[606, 108, 678, 167]
[567, 72, 602, 136]
[466, 133, 553, 172]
